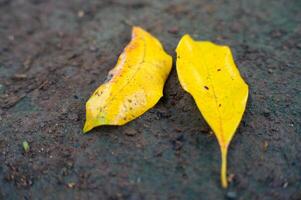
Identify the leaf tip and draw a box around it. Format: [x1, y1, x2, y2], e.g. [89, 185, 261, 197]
[132, 26, 146, 37]
[132, 25, 142, 31]
[182, 33, 193, 40]
[83, 121, 92, 133]
[83, 103, 100, 133]
[181, 34, 194, 43]
[176, 34, 194, 53]
[83, 102, 109, 133]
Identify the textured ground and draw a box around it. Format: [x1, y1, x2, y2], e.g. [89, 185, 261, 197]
[0, 0, 300, 199]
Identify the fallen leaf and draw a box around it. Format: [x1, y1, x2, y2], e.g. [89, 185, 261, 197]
[84, 27, 172, 133]
[22, 141, 30, 153]
[176, 34, 248, 188]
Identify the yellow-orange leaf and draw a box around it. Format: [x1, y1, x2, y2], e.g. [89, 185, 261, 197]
[83, 27, 172, 133]
[176, 34, 248, 188]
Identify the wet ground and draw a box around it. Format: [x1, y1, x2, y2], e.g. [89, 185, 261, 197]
[0, 0, 300, 199]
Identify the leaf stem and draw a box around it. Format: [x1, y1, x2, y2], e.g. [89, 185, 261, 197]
[221, 147, 228, 188]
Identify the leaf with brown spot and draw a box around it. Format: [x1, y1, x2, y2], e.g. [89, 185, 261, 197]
[176, 34, 249, 188]
[84, 27, 172, 133]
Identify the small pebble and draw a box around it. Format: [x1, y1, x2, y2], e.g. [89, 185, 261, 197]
[67, 182, 75, 188]
[78, 10, 84, 18]
[263, 141, 269, 151]
[12, 73, 27, 80]
[283, 181, 288, 188]
[262, 109, 270, 118]
[0, 84, 4, 94]
[227, 173, 235, 183]
[125, 127, 137, 136]
[68, 113, 79, 121]
[168, 27, 179, 34]
[89, 45, 97, 52]
[8, 35, 14, 41]
[226, 191, 237, 199]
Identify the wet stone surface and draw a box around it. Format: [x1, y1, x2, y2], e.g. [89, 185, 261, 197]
[0, 0, 300, 199]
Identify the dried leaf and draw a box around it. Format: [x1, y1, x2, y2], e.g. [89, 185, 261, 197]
[84, 27, 172, 133]
[176, 34, 248, 188]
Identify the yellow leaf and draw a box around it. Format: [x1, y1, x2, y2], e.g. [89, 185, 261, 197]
[176, 34, 248, 188]
[83, 27, 172, 133]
